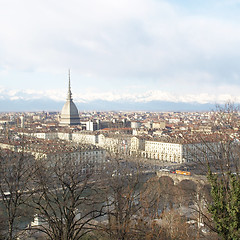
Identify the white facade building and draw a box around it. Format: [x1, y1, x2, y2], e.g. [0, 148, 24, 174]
[72, 132, 98, 145]
[144, 141, 183, 163]
[130, 136, 218, 163]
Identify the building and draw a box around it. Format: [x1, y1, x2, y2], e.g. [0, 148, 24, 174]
[72, 131, 98, 145]
[144, 140, 184, 162]
[130, 136, 219, 163]
[0, 136, 106, 173]
[59, 71, 80, 126]
[97, 133, 131, 154]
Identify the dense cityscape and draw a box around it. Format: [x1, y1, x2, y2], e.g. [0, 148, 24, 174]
[0, 79, 239, 239]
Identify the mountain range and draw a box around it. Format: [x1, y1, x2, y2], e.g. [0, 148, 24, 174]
[0, 99, 216, 112]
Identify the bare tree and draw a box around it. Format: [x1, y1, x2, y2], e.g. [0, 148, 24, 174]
[95, 155, 145, 240]
[0, 149, 36, 240]
[28, 157, 105, 240]
[141, 175, 176, 216]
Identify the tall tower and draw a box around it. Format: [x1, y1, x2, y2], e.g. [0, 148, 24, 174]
[20, 115, 25, 128]
[59, 71, 80, 126]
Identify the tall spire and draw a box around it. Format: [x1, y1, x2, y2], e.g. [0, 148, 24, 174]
[67, 69, 72, 100]
[60, 70, 80, 126]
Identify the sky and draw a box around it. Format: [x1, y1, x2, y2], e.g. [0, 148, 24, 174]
[1, 0, 240, 109]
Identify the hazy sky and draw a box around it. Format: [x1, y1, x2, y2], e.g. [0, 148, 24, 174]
[1, 0, 240, 105]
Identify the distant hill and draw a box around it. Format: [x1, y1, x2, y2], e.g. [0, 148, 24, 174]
[0, 99, 216, 112]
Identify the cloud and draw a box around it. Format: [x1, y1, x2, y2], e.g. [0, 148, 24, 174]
[0, 0, 240, 100]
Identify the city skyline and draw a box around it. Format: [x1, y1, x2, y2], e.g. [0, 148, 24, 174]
[1, 0, 240, 111]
